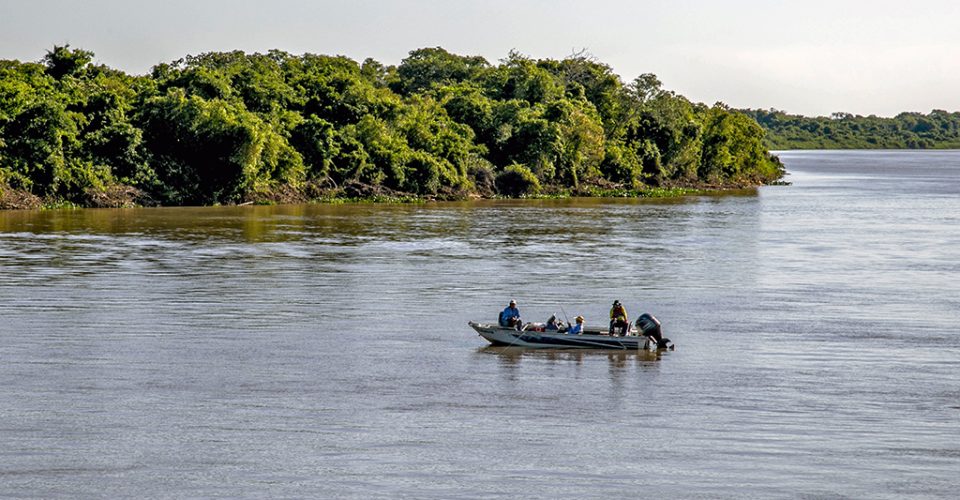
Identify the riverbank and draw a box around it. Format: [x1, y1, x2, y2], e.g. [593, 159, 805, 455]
[1, 178, 778, 210]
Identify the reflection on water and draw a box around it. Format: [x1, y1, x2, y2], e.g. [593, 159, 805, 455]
[2, 152, 960, 498]
[478, 345, 669, 366]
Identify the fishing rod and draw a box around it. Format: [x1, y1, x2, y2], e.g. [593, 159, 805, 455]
[559, 305, 570, 326]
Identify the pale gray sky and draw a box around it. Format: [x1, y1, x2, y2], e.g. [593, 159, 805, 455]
[2, 0, 959, 116]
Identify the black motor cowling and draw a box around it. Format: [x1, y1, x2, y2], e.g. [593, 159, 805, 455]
[636, 313, 672, 349]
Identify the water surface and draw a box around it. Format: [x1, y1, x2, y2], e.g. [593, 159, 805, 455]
[1, 150, 958, 498]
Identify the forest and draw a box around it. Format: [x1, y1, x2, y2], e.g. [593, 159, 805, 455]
[1, 45, 785, 208]
[743, 108, 960, 150]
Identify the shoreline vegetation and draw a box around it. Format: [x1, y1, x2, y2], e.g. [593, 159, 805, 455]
[1, 45, 785, 210]
[742, 109, 960, 150]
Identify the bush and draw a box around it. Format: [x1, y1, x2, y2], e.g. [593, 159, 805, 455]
[600, 142, 641, 186]
[403, 151, 442, 194]
[465, 155, 496, 197]
[495, 163, 540, 197]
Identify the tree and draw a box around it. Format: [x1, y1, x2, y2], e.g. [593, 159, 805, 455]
[547, 99, 605, 186]
[700, 106, 783, 184]
[43, 45, 94, 80]
[394, 47, 489, 96]
[137, 90, 304, 204]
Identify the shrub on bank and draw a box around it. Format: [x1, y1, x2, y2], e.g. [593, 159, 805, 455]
[495, 164, 541, 197]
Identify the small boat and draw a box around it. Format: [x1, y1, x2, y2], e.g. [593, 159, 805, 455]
[468, 320, 672, 350]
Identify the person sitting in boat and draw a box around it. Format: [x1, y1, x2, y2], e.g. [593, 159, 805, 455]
[609, 300, 629, 336]
[566, 316, 585, 335]
[545, 314, 561, 331]
[499, 300, 522, 329]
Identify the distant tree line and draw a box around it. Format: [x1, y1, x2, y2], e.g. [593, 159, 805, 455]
[1, 45, 785, 208]
[742, 108, 960, 150]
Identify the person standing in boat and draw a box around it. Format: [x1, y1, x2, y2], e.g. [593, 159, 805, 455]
[609, 300, 629, 336]
[567, 316, 585, 335]
[499, 300, 522, 330]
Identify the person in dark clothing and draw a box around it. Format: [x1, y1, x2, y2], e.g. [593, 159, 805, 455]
[609, 300, 629, 336]
[545, 314, 561, 331]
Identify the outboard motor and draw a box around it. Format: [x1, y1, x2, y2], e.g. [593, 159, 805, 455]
[635, 313, 672, 349]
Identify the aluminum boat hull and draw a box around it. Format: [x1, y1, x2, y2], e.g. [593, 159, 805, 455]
[469, 322, 657, 350]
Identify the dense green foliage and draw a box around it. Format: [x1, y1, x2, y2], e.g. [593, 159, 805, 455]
[1, 45, 784, 208]
[742, 109, 960, 150]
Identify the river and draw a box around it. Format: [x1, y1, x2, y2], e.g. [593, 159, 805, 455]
[1, 150, 958, 498]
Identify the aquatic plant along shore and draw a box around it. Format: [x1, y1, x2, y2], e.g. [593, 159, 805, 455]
[0, 46, 785, 209]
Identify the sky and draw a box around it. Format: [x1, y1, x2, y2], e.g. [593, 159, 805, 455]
[2, 0, 959, 117]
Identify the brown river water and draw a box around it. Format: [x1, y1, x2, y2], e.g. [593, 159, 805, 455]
[1, 150, 959, 498]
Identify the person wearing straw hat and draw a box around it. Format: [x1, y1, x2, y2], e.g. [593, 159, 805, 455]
[567, 315, 585, 335]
